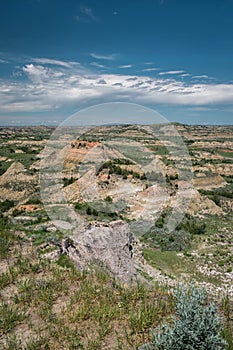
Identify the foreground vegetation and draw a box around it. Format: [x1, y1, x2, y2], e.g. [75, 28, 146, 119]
[0, 218, 232, 349]
[0, 217, 174, 349]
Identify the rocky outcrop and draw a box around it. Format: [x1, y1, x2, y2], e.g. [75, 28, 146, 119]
[67, 221, 142, 281]
[43, 219, 173, 285]
[44, 220, 147, 282]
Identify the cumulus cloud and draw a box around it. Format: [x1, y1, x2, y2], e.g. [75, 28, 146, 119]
[1, 61, 233, 114]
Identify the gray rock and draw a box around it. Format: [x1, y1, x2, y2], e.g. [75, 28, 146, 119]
[61, 220, 142, 282]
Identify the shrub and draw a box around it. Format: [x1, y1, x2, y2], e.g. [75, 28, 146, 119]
[178, 215, 206, 236]
[74, 202, 83, 210]
[92, 208, 99, 216]
[0, 199, 15, 212]
[25, 197, 42, 205]
[86, 206, 92, 215]
[138, 285, 227, 350]
[62, 177, 76, 187]
[105, 195, 113, 203]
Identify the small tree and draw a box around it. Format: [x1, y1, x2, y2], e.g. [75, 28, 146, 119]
[139, 285, 227, 350]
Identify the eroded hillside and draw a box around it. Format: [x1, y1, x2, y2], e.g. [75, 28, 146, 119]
[0, 124, 232, 292]
[0, 124, 233, 349]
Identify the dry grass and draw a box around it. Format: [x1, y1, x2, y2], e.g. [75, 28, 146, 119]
[0, 224, 175, 350]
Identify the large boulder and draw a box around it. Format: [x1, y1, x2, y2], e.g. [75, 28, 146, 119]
[57, 220, 143, 282]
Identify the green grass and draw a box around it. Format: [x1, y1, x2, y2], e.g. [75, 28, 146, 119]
[0, 148, 38, 169]
[0, 218, 21, 259]
[222, 175, 233, 184]
[0, 243, 175, 349]
[217, 150, 233, 158]
[0, 217, 178, 350]
[0, 161, 12, 176]
[0, 302, 26, 335]
[148, 145, 169, 155]
[143, 249, 196, 278]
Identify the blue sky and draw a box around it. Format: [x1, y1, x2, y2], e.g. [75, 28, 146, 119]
[0, 0, 233, 125]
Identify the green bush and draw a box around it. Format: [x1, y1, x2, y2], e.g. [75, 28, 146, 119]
[25, 197, 42, 205]
[177, 214, 206, 236]
[143, 211, 205, 251]
[86, 206, 92, 215]
[62, 177, 76, 187]
[0, 199, 15, 212]
[138, 285, 227, 350]
[74, 202, 84, 210]
[105, 195, 113, 203]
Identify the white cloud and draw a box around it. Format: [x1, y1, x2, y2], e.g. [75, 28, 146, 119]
[1, 61, 233, 114]
[193, 75, 209, 79]
[144, 62, 154, 65]
[187, 107, 214, 111]
[0, 58, 8, 64]
[22, 64, 49, 82]
[32, 58, 80, 68]
[142, 68, 160, 72]
[90, 62, 106, 68]
[90, 53, 117, 60]
[118, 65, 133, 69]
[180, 73, 191, 77]
[158, 70, 185, 75]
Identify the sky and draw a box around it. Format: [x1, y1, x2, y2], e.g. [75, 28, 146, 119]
[0, 0, 233, 126]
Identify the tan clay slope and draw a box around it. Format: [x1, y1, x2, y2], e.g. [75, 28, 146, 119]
[0, 162, 38, 202]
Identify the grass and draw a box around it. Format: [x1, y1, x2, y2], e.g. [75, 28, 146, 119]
[0, 161, 12, 176]
[217, 150, 233, 158]
[0, 302, 26, 334]
[141, 212, 233, 291]
[0, 266, 174, 349]
[143, 249, 197, 279]
[0, 219, 177, 349]
[0, 148, 38, 169]
[0, 218, 21, 259]
[222, 295, 233, 350]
